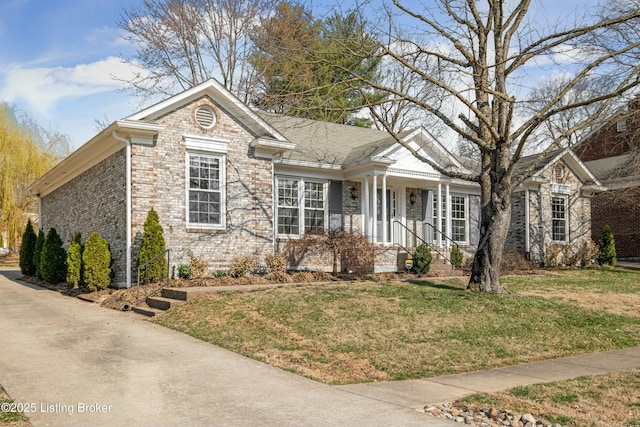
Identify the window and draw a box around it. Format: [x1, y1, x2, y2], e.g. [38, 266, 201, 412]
[451, 195, 467, 242]
[551, 196, 567, 242]
[188, 153, 224, 227]
[432, 193, 447, 236]
[277, 177, 326, 236]
[304, 181, 325, 232]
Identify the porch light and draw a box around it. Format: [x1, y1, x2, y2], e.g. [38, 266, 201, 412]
[409, 192, 417, 205]
[350, 186, 359, 200]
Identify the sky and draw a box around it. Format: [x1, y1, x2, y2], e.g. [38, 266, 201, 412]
[0, 0, 601, 151]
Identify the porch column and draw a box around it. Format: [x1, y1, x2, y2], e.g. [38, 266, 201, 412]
[363, 175, 370, 239]
[445, 183, 451, 248]
[437, 182, 442, 248]
[381, 174, 388, 245]
[372, 174, 378, 243]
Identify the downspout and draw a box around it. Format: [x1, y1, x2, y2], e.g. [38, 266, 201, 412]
[524, 188, 530, 258]
[112, 131, 132, 288]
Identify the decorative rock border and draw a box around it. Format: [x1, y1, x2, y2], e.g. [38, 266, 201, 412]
[421, 402, 562, 427]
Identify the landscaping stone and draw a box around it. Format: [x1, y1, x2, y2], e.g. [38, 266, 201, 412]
[422, 403, 562, 427]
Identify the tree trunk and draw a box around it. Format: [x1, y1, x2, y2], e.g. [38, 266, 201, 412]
[468, 195, 511, 294]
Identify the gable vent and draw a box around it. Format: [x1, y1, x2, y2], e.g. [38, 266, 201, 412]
[195, 105, 217, 129]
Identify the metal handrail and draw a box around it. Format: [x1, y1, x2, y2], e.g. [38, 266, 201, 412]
[393, 220, 455, 267]
[423, 223, 459, 250]
[136, 249, 170, 305]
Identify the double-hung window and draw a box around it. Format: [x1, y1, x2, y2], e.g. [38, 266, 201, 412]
[451, 195, 467, 243]
[551, 196, 567, 242]
[187, 152, 225, 228]
[277, 177, 326, 237]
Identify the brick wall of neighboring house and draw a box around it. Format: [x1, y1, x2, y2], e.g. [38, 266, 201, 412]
[576, 98, 640, 258]
[130, 95, 275, 274]
[591, 190, 640, 258]
[507, 159, 592, 265]
[40, 149, 128, 285]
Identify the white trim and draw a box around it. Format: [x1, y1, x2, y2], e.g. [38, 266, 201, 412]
[183, 134, 230, 153]
[274, 176, 329, 238]
[525, 188, 530, 254]
[185, 151, 227, 230]
[382, 174, 388, 245]
[372, 174, 378, 243]
[551, 194, 569, 243]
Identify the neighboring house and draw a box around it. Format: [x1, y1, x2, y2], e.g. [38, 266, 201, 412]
[29, 80, 597, 287]
[507, 149, 602, 265]
[575, 97, 640, 259]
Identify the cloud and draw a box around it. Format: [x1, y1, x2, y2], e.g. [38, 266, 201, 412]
[0, 57, 145, 116]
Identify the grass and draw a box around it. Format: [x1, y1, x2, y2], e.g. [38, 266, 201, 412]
[0, 386, 30, 427]
[154, 269, 640, 385]
[462, 370, 640, 427]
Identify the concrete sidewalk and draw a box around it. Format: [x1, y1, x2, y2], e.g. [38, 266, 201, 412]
[338, 346, 640, 408]
[0, 268, 452, 427]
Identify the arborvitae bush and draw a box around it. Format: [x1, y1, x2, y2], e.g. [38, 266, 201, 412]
[33, 228, 45, 279]
[137, 208, 167, 284]
[83, 232, 111, 291]
[40, 228, 67, 284]
[597, 224, 617, 267]
[19, 219, 38, 275]
[66, 233, 83, 288]
[413, 244, 433, 274]
[450, 244, 464, 268]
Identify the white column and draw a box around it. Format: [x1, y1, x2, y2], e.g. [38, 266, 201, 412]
[437, 182, 442, 248]
[372, 174, 378, 243]
[363, 175, 370, 239]
[445, 183, 451, 248]
[382, 174, 388, 245]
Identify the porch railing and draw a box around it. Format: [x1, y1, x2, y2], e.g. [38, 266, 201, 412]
[392, 221, 455, 267]
[136, 249, 171, 305]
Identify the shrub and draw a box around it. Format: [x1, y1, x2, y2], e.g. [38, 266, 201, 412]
[450, 244, 464, 268]
[230, 255, 257, 277]
[413, 244, 432, 274]
[33, 228, 45, 279]
[83, 232, 112, 291]
[187, 249, 207, 279]
[265, 253, 287, 273]
[177, 264, 192, 279]
[597, 225, 617, 267]
[66, 233, 83, 288]
[284, 230, 375, 274]
[40, 228, 67, 284]
[137, 208, 167, 284]
[19, 219, 38, 275]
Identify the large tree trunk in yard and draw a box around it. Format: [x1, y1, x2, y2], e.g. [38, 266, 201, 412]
[468, 195, 512, 294]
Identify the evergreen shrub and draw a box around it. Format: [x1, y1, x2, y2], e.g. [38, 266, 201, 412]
[33, 229, 45, 279]
[19, 219, 38, 275]
[66, 233, 83, 288]
[450, 244, 464, 268]
[597, 224, 617, 266]
[413, 244, 432, 274]
[40, 228, 67, 284]
[137, 208, 167, 284]
[83, 232, 112, 291]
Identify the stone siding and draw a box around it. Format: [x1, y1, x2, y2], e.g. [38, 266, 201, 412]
[41, 150, 127, 285]
[507, 159, 592, 265]
[130, 95, 275, 274]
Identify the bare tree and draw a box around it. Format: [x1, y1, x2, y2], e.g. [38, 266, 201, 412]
[346, 0, 640, 292]
[119, 0, 276, 102]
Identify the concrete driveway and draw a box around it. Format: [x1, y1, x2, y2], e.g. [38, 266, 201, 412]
[0, 268, 453, 426]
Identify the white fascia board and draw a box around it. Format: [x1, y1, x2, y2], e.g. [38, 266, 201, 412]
[272, 158, 342, 170]
[250, 138, 297, 159]
[125, 79, 288, 142]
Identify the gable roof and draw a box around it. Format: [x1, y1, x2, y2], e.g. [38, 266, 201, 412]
[517, 148, 601, 186]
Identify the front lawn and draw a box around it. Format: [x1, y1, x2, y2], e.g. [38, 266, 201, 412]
[154, 269, 640, 385]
